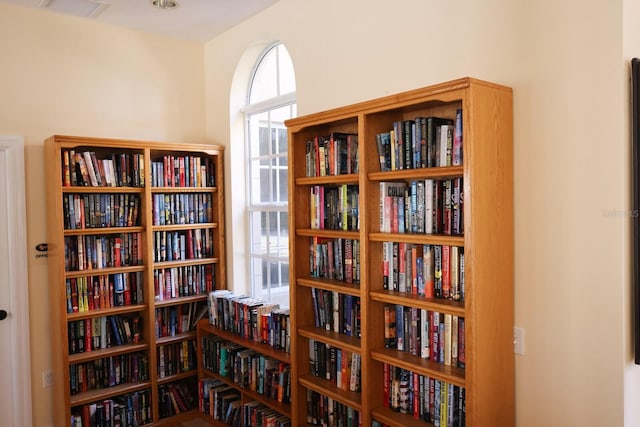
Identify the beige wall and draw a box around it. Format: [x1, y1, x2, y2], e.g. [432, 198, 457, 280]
[0, 0, 635, 425]
[0, 4, 206, 426]
[205, 0, 630, 425]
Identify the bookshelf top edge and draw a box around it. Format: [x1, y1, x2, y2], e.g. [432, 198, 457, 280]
[45, 135, 225, 153]
[284, 77, 511, 130]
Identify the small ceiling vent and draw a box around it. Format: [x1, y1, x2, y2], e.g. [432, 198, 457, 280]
[38, 0, 110, 18]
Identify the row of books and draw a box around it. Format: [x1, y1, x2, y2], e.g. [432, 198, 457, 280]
[309, 237, 360, 284]
[384, 305, 465, 368]
[152, 228, 213, 262]
[308, 339, 361, 392]
[309, 184, 359, 231]
[150, 154, 216, 188]
[62, 150, 145, 188]
[64, 233, 143, 272]
[153, 265, 215, 301]
[70, 389, 152, 427]
[311, 288, 361, 338]
[306, 389, 361, 427]
[152, 193, 213, 226]
[66, 272, 144, 314]
[63, 193, 140, 230]
[382, 242, 465, 301]
[375, 111, 463, 172]
[154, 301, 207, 338]
[198, 377, 242, 425]
[380, 178, 463, 236]
[200, 336, 291, 403]
[242, 401, 291, 427]
[157, 340, 197, 378]
[158, 380, 197, 418]
[68, 315, 142, 354]
[382, 364, 465, 426]
[304, 132, 359, 177]
[70, 352, 150, 395]
[207, 290, 291, 353]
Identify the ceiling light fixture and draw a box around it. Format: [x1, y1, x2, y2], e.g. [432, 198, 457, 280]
[152, 0, 177, 9]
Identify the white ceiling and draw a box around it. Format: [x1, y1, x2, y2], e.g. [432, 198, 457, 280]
[0, 0, 279, 42]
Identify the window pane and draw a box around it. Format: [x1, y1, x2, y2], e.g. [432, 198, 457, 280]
[261, 260, 270, 289]
[269, 260, 279, 285]
[260, 168, 271, 203]
[267, 212, 278, 257]
[247, 111, 268, 158]
[278, 44, 296, 95]
[249, 48, 278, 103]
[280, 262, 289, 286]
[278, 128, 287, 154]
[250, 212, 267, 255]
[279, 211, 289, 257]
[259, 125, 270, 156]
[278, 167, 288, 202]
[271, 127, 278, 155]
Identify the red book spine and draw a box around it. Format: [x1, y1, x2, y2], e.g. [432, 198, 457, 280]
[85, 319, 92, 351]
[442, 245, 450, 299]
[124, 273, 131, 305]
[383, 363, 390, 407]
[179, 157, 185, 187]
[100, 275, 107, 309]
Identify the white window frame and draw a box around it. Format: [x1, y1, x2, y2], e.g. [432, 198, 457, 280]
[242, 44, 296, 307]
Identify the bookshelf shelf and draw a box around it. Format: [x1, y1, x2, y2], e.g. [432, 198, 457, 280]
[298, 374, 362, 410]
[152, 223, 218, 232]
[295, 228, 360, 240]
[370, 348, 465, 387]
[371, 406, 436, 427]
[295, 174, 359, 186]
[64, 265, 146, 278]
[157, 370, 198, 385]
[296, 277, 361, 296]
[200, 366, 293, 416]
[298, 326, 361, 354]
[368, 232, 464, 246]
[286, 77, 514, 426]
[63, 226, 146, 236]
[155, 330, 197, 345]
[66, 303, 147, 320]
[198, 320, 291, 364]
[62, 186, 145, 195]
[150, 186, 218, 193]
[69, 381, 152, 407]
[368, 290, 465, 316]
[368, 165, 463, 181]
[152, 258, 220, 269]
[68, 342, 150, 364]
[46, 135, 226, 426]
[154, 294, 208, 307]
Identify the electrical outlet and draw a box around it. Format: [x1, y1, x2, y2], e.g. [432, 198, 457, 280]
[513, 327, 525, 355]
[42, 369, 53, 388]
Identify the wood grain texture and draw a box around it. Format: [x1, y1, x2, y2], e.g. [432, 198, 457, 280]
[286, 77, 514, 427]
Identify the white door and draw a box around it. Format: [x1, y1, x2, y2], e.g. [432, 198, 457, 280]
[0, 136, 32, 426]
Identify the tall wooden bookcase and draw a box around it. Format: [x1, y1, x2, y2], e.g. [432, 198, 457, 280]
[45, 135, 226, 426]
[286, 77, 514, 426]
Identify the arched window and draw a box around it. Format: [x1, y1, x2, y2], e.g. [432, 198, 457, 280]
[244, 43, 296, 308]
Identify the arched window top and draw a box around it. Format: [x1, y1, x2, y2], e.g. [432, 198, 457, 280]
[248, 43, 296, 105]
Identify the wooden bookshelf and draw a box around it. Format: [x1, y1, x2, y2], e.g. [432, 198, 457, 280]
[45, 135, 226, 426]
[286, 77, 514, 426]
